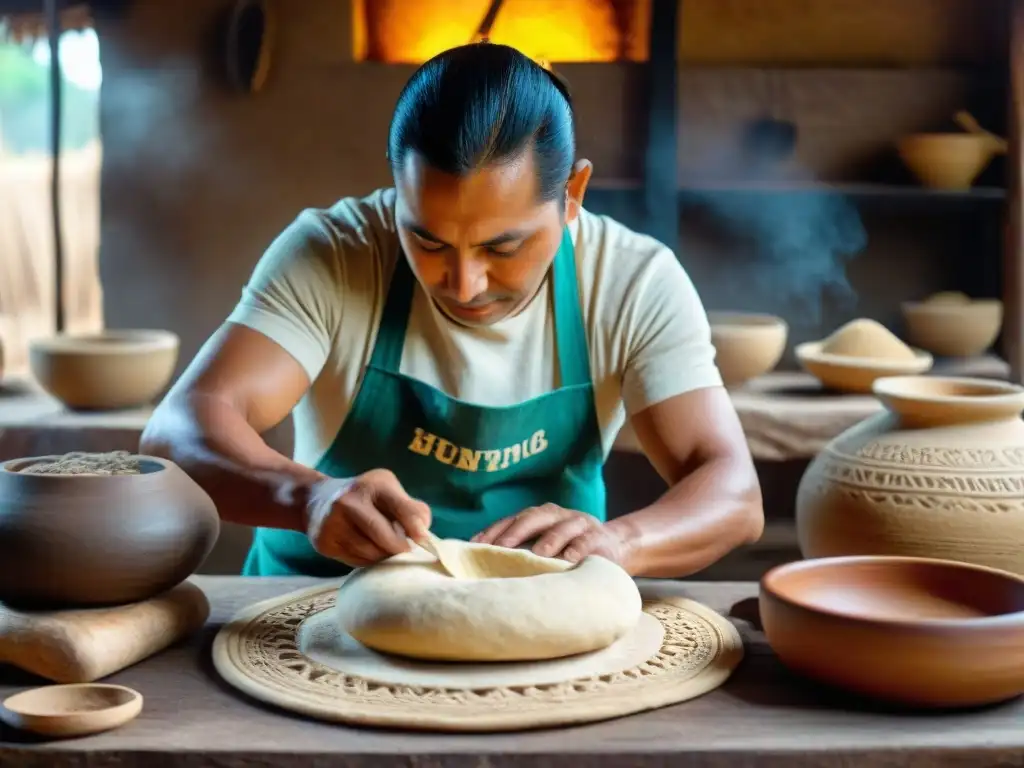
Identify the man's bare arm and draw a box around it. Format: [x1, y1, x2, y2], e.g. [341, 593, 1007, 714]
[140, 323, 326, 531]
[606, 387, 764, 578]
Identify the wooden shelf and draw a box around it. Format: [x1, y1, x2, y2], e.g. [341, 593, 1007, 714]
[613, 354, 1010, 462]
[588, 177, 1006, 200]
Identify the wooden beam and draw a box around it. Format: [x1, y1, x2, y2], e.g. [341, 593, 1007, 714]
[45, 0, 65, 334]
[642, 0, 680, 254]
[1006, 0, 1024, 384]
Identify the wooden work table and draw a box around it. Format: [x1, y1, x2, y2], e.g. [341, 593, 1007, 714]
[1, 576, 1022, 767]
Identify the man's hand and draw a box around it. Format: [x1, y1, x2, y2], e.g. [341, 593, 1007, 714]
[471, 504, 631, 566]
[304, 469, 431, 567]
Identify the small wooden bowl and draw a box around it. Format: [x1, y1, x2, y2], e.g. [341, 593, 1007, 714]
[708, 312, 788, 386]
[902, 299, 1003, 357]
[1, 684, 143, 738]
[760, 556, 1024, 707]
[795, 341, 933, 394]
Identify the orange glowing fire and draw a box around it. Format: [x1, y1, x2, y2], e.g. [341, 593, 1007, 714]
[353, 0, 650, 64]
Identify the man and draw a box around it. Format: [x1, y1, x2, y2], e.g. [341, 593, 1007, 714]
[140, 42, 763, 577]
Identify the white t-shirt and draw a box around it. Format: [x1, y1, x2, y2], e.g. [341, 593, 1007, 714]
[227, 188, 722, 468]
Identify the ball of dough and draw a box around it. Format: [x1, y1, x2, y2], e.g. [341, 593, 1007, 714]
[333, 543, 643, 662]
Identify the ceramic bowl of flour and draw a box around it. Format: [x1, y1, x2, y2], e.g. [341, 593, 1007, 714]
[0, 452, 219, 608]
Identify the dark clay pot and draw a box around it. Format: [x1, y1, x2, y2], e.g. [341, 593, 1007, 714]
[0, 455, 220, 608]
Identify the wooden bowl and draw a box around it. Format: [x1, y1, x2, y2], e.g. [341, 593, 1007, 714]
[901, 299, 1003, 357]
[1, 684, 142, 738]
[760, 556, 1024, 707]
[29, 329, 179, 410]
[0, 454, 219, 608]
[708, 312, 788, 386]
[795, 341, 933, 394]
[897, 134, 1001, 190]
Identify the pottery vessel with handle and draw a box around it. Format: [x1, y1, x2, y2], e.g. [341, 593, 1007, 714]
[0, 455, 220, 608]
[796, 376, 1024, 574]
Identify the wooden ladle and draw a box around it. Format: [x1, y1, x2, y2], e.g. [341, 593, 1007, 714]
[0, 683, 143, 738]
[954, 111, 1008, 154]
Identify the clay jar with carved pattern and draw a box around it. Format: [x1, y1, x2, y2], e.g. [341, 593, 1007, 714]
[796, 375, 1024, 575]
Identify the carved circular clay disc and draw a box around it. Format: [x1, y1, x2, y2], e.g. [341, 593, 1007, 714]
[212, 581, 745, 732]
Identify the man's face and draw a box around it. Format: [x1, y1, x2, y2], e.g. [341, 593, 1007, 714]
[394, 150, 589, 326]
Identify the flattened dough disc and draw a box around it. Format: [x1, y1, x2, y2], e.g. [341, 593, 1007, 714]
[212, 581, 745, 732]
[333, 544, 643, 662]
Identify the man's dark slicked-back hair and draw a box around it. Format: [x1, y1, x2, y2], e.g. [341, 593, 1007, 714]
[387, 43, 576, 203]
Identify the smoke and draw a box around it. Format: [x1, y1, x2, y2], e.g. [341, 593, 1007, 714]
[676, 116, 869, 328]
[98, 57, 216, 182]
[690, 180, 867, 327]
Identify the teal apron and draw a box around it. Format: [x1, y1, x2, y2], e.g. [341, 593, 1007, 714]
[242, 228, 605, 576]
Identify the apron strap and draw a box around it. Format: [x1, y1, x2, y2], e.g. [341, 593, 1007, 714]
[368, 226, 591, 387]
[551, 226, 592, 388]
[366, 255, 416, 373]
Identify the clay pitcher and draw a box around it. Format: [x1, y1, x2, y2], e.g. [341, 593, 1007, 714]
[796, 375, 1024, 575]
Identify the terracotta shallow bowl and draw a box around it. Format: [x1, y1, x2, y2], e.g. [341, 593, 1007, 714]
[707, 312, 788, 386]
[795, 341, 933, 394]
[1, 684, 142, 738]
[0, 455, 219, 608]
[901, 299, 1003, 357]
[29, 329, 179, 410]
[760, 556, 1024, 707]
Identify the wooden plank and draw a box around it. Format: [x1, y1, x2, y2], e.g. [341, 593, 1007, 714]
[677, 0, 1010, 67]
[1005, 0, 1024, 384]
[641, 0, 680, 251]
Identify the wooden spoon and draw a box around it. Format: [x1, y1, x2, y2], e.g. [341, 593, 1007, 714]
[1, 683, 142, 738]
[954, 110, 1008, 154]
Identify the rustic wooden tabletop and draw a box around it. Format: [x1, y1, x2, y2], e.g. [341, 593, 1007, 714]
[1, 575, 1022, 768]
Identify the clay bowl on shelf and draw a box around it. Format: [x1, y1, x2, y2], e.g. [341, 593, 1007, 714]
[760, 556, 1024, 708]
[795, 341, 933, 394]
[0, 453, 219, 608]
[29, 329, 179, 410]
[901, 297, 1003, 357]
[707, 312, 788, 386]
[897, 133, 1003, 190]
